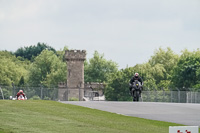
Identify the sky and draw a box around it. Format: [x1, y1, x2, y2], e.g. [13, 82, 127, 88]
[0, 0, 200, 69]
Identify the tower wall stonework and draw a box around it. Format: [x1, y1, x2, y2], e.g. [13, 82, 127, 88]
[58, 50, 86, 101]
[58, 50, 105, 101]
[66, 50, 86, 89]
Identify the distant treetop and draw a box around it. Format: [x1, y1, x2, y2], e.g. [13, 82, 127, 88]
[14, 42, 56, 61]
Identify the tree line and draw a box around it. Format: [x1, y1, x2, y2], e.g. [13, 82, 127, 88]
[0, 43, 200, 100]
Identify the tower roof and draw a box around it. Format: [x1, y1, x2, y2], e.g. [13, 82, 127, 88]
[65, 50, 86, 61]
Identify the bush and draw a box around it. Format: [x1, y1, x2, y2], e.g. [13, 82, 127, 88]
[43, 96, 51, 100]
[69, 97, 79, 101]
[30, 95, 41, 100]
[2, 88, 12, 99]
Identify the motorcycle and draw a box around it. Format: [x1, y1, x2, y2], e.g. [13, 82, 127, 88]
[10, 95, 27, 100]
[17, 95, 27, 100]
[131, 80, 142, 101]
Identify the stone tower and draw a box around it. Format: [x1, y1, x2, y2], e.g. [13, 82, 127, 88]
[58, 50, 86, 101]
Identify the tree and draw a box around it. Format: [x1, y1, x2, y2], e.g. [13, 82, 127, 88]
[105, 67, 134, 101]
[0, 51, 29, 86]
[149, 47, 179, 80]
[56, 46, 68, 61]
[148, 47, 179, 90]
[28, 50, 67, 87]
[14, 42, 56, 61]
[172, 49, 200, 90]
[18, 76, 25, 86]
[149, 47, 179, 73]
[132, 63, 158, 90]
[84, 51, 118, 83]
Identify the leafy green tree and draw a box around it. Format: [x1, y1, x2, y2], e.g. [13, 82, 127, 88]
[105, 67, 134, 101]
[172, 49, 200, 90]
[149, 47, 179, 73]
[135, 47, 179, 90]
[56, 46, 68, 61]
[84, 51, 118, 83]
[14, 43, 56, 61]
[0, 51, 29, 86]
[105, 47, 179, 101]
[130, 63, 158, 90]
[194, 67, 200, 89]
[105, 63, 157, 101]
[28, 50, 67, 87]
[18, 76, 25, 86]
[148, 47, 179, 84]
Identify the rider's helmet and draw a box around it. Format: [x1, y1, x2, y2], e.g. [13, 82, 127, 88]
[19, 90, 23, 94]
[134, 73, 139, 78]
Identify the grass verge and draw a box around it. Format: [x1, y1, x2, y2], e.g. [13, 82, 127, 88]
[0, 100, 198, 133]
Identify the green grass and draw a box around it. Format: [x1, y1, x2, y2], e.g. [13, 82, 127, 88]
[0, 100, 198, 133]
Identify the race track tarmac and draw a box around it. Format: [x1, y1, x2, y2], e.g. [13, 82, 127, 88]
[60, 101, 200, 126]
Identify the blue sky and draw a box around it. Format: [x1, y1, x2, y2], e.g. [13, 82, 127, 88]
[0, 0, 200, 69]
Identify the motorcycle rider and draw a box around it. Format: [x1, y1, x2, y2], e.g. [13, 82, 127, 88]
[16, 90, 26, 100]
[129, 73, 143, 96]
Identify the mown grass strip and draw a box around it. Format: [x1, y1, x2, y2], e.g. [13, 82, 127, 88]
[0, 100, 199, 133]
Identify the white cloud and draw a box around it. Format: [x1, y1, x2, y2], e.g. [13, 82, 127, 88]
[0, 0, 200, 68]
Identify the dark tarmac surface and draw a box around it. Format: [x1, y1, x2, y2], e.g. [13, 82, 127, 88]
[60, 101, 200, 126]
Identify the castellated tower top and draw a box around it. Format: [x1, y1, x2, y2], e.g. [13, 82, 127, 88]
[65, 50, 86, 61]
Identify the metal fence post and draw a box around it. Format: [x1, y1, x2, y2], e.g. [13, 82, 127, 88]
[0, 86, 4, 100]
[40, 85, 43, 100]
[176, 88, 180, 103]
[188, 88, 192, 103]
[147, 88, 150, 101]
[162, 88, 165, 102]
[12, 83, 16, 98]
[170, 89, 172, 103]
[154, 88, 157, 102]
